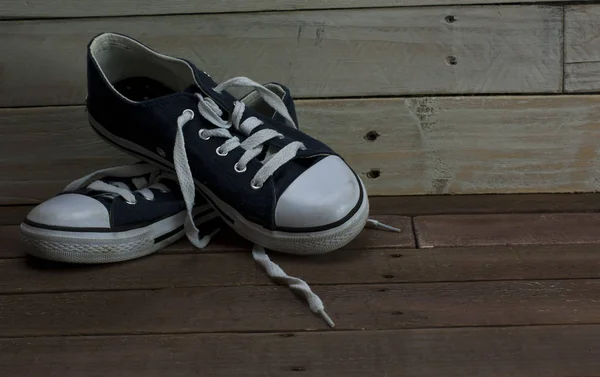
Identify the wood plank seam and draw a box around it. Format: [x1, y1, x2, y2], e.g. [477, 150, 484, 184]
[0, 324, 598, 340]
[0, 323, 596, 340]
[0, 276, 597, 296]
[6, 192, 600, 224]
[0, 0, 574, 19]
[561, 4, 566, 93]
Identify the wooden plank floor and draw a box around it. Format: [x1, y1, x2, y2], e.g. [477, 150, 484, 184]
[2, 195, 600, 376]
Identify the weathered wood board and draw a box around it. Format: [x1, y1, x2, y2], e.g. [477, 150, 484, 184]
[565, 62, 600, 92]
[0, 5, 562, 107]
[369, 193, 600, 215]
[1, 279, 599, 335]
[565, 4, 600, 64]
[3, 94, 600, 203]
[564, 5, 600, 92]
[415, 213, 600, 248]
[1, 0, 573, 19]
[4, 241, 600, 293]
[1, 326, 599, 377]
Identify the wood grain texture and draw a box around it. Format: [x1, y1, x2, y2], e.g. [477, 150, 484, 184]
[565, 4, 600, 64]
[0, 206, 31, 225]
[565, 62, 600, 92]
[0, 216, 413, 258]
[1, 279, 599, 335]
[1, 0, 571, 18]
[0, 5, 562, 107]
[1, 326, 599, 377]
[5, 94, 600, 202]
[0, 106, 134, 204]
[4, 244, 600, 293]
[0, 226, 20, 258]
[564, 5, 600, 92]
[415, 213, 600, 248]
[303, 95, 600, 195]
[369, 193, 600, 215]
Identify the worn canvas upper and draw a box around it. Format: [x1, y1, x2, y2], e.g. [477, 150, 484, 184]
[86, 32, 363, 231]
[24, 163, 215, 231]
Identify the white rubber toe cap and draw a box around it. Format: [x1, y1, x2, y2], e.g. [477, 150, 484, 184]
[274, 156, 361, 228]
[26, 193, 111, 228]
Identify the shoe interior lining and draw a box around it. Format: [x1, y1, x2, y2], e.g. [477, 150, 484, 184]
[114, 77, 176, 101]
[240, 83, 286, 119]
[89, 33, 195, 100]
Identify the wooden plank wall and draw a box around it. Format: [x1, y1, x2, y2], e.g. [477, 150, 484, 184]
[0, 0, 599, 204]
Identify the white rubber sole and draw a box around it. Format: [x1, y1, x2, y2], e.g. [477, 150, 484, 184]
[90, 114, 369, 255]
[20, 209, 215, 263]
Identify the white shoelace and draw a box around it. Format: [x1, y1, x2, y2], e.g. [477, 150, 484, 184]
[172, 78, 402, 328]
[64, 164, 174, 204]
[252, 220, 402, 328]
[173, 77, 305, 250]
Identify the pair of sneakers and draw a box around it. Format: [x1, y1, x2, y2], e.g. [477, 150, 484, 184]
[20, 33, 399, 326]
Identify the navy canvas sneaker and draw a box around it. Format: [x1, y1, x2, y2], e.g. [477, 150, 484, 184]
[20, 81, 300, 264]
[85, 32, 369, 255]
[20, 163, 219, 263]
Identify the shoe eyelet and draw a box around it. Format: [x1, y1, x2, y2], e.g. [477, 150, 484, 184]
[250, 180, 263, 190]
[156, 147, 166, 157]
[234, 163, 247, 173]
[199, 129, 210, 140]
[182, 109, 195, 119]
[159, 189, 170, 194]
[216, 147, 228, 156]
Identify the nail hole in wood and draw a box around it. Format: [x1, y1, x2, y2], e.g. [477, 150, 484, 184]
[392, 311, 405, 315]
[364, 130, 380, 142]
[390, 253, 403, 258]
[382, 274, 394, 279]
[445, 15, 457, 23]
[446, 56, 458, 65]
[366, 169, 381, 179]
[278, 333, 296, 338]
[378, 288, 389, 292]
[291, 366, 307, 372]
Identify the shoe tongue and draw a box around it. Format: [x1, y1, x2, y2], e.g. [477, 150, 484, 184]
[184, 79, 299, 181]
[184, 83, 281, 121]
[87, 175, 148, 202]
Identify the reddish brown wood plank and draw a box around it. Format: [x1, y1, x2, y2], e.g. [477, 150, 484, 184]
[369, 193, 600, 216]
[0, 206, 31, 225]
[0, 226, 20, 258]
[414, 213, 600, 248]
[1, 325, 599, 377]
[0, 216, 414, 259]
[1, 279, 599, 336]
[3, 244, 600, 293]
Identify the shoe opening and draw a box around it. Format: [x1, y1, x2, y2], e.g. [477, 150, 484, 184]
[89, 32, 196, 99]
